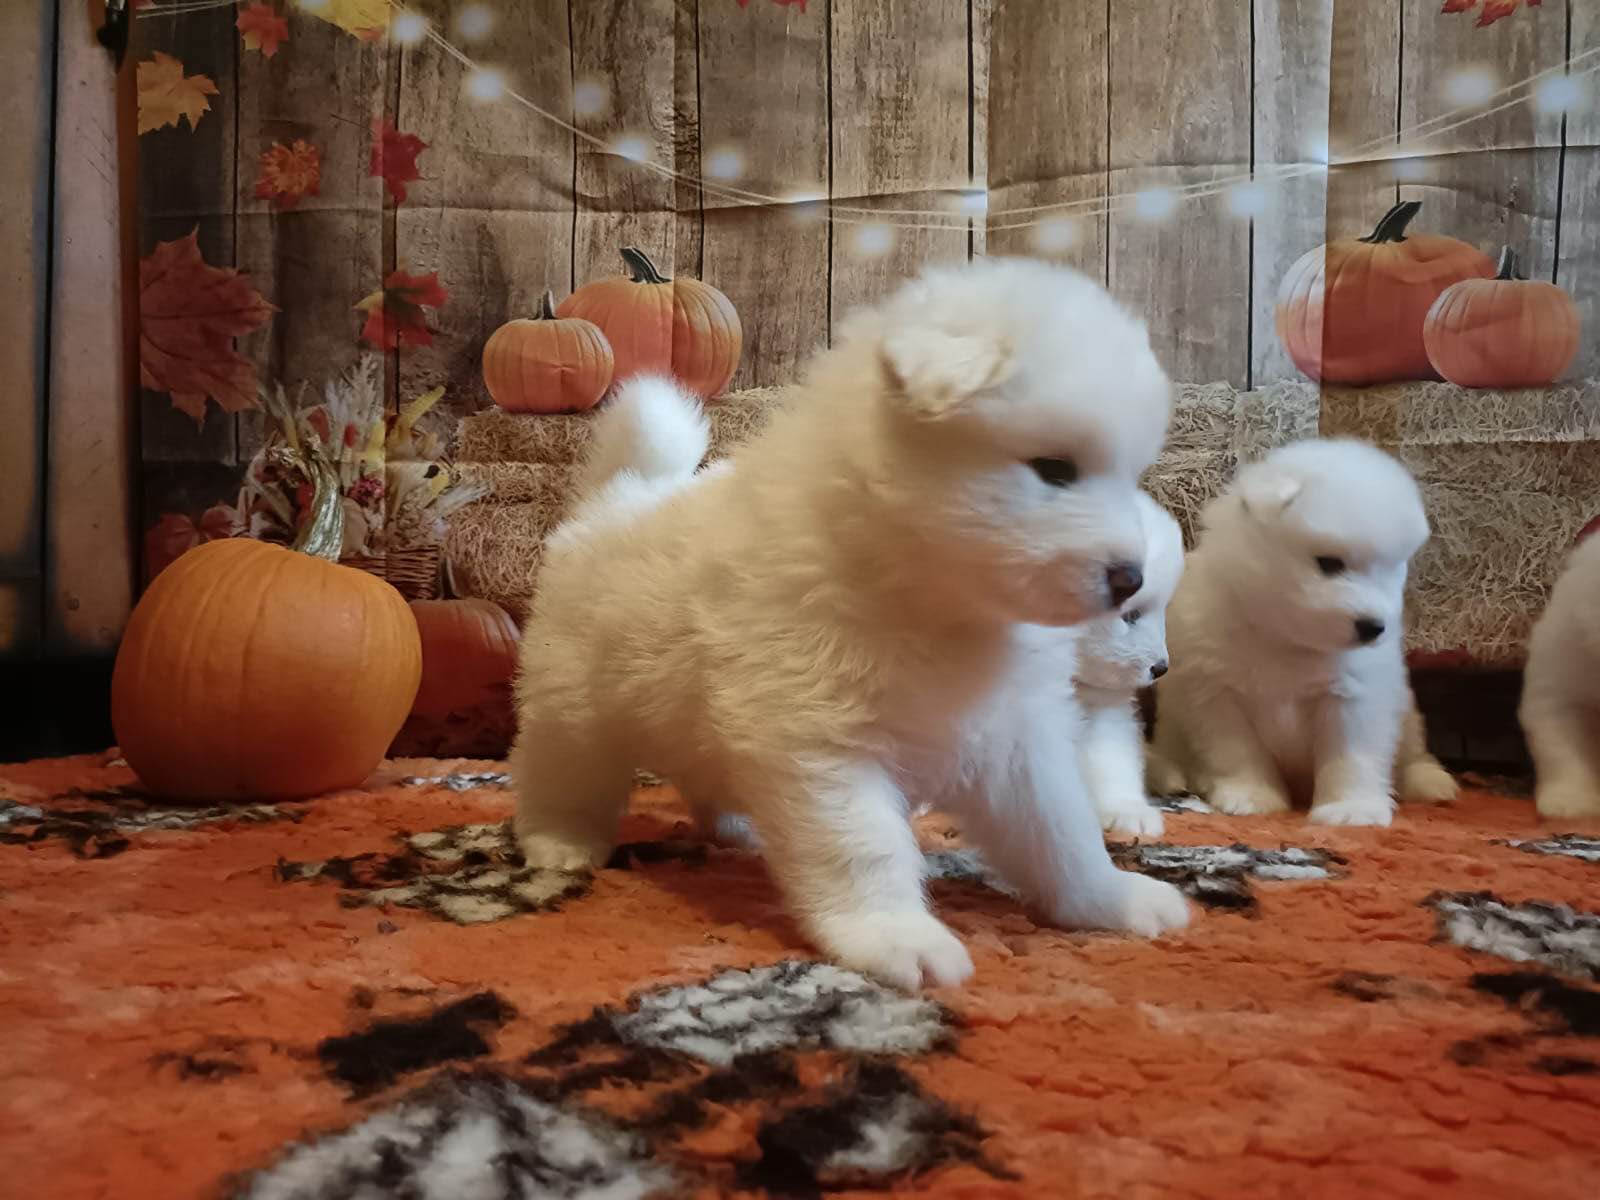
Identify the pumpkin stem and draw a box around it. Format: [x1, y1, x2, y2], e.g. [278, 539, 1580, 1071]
[620, 246, 671, 284]
[1360, 200, 1423, 244]
[537, 289, 558, 320]
[1494, 246, 1525, 281]
[292, 455, 345, 563]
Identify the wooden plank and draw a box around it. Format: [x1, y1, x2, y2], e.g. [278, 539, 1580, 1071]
[1558, 2, 1600, 377]
[1325, 0, 1400, 243]
[0, 0, 55, 657]
[673, 0, 702, 278]
[1398, 1, 1566, 274]
[47, 0, 137, 653]
[570, 0, 680, 286]
[133, 0, 238, 464]
[829, 0, 971, 325]
[234, 11, 388, 460]
[969, 0, 990, 259]
[1107, 0, 1252, 387]
[396, 0, 576, 426]
[1252, 0, 1335, 385]
[697, 0, 829, 388]
[984, 0, 1108, 279]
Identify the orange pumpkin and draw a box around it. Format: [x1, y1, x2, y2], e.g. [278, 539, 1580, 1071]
[112, 460, 421, 801]
[483, 290, 614, 414]
[407, 597, 520, 718]
[1276, 201, 1495, 385]
[1423, 246, 1582, 389]
[557, 247, 742, 398]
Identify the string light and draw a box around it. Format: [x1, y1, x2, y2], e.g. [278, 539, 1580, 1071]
[464, 67, 505, 102]
[782, 189, 829, 225]
[1535, 74, 1587, 115]
[391, 11, 428, 46]
[1031, 216, 1079, 253]
[572, 78, 610, 118]
[1225, 181, 1270, 218]
[455, 4, 494, 42]
[1392, 155, 1430, 183]
[954, 189, 988, 216]
[1443, 65, 1499, 108]
[610, 134, 651, 164]
[1132, 188, 1178, 222]
[704, 147, 745, 182]
[850, 222, 896, 258]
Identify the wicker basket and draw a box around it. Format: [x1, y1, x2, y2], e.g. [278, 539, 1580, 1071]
[343, 544, 443, 600]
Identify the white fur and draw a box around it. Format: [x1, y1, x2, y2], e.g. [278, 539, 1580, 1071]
[1149, 438, 1454, 827]
[1073, 493, 1185, 837]
[511, 257, 1191, 991]
[1520, 534, 1600, 820]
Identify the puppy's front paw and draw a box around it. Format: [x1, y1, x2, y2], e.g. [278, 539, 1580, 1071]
[816, 910, 974, 991]
[1103, 871, 1192, 938]
[1099, 801, 1165, 839]
[1536, 785, 1600, 820]
[1400, 760, 1458, 805]
[517, 831, 611, 872]
[1208, 777, 1290, 816]
[1309, 793, 1394, 827]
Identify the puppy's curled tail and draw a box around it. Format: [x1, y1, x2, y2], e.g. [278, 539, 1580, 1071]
[574, 374, 710, 506]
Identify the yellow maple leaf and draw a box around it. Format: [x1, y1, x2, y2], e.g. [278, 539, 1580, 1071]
[300, 0, 390, 40]
[137, 52, 220, 135]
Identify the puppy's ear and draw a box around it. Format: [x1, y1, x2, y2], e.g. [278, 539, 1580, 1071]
[1237, 468, 1301, 519]
[879, 326, 1012, 418]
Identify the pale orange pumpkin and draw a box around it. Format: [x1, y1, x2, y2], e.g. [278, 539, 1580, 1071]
[557, 247, 742, 398]
[483, 290, 614, 414]
[112, 460, 421, 801]
[1276, 201, 1495, 384]
[1423, 247, 1582, 389]
[407, 597, 520, 718]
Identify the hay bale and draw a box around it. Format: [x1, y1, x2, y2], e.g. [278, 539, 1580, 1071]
[445, 502, 553, 621]
[454, 386, 790, 465]
[454, 461, 575, 508]
[1321, 379, 1600, 666]
[1143, 380, 1320, 547]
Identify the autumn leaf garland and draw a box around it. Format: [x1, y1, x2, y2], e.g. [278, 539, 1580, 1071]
[1440, 0, 1542, 27]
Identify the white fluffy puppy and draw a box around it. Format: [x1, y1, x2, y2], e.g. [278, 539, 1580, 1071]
[1520, 533, 1600, 819]
[1072, 492, 1185, 838]
[1149, 438, 1454, 827]
[511, 257, 1192, 991]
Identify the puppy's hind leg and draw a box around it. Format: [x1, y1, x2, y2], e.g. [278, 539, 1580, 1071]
[1523, 705, 1600, 819]
[1184, 692, 1291, 816]
[511, 719, 634, 871]
[1396, 699, 1458, 805]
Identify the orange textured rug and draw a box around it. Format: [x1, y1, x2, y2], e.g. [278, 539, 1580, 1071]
[2, 753, 1599, 1200]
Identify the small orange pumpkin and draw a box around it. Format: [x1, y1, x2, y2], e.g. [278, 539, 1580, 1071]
[1423, 246, 1582, 389]
[557, 247, 743, 398]
[112, 460, 421, 801]
[1276, 201, 1495, 385]
[483, 290, 614, 414]
[407, 597, 520, 718]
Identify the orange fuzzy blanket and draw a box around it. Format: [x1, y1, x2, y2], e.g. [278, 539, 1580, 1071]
[2, 753, 1598, 1199]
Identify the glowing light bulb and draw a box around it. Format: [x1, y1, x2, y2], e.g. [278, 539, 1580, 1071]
[465, 67, 505, 103]
[783, 189, 828, 225]
[1032, 216, 1079, 253]
[1226, 181, 1269, 218]
[1305, 133, 1330, 166]
[391, 11, 428, 46]
[573, 78, 609, 118]
[1535, 74, 1586, 116]
[1132, 188, 1178, 222]
[611, 134, 651, 164]
[955, 189, 988, 216]
[456, 4, 494, 41]
[851, 222, 895, 259]
[705, 147, 744, 182]
[1392, 155, 1429, 183]
[1442, 65, 1497, 108]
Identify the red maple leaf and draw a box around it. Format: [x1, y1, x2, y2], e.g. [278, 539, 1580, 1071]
[237, 3, 289, 57]
[145, 504, 242, 581]
[254, 139, 321, 210]
[370, 119, 428, 204]
[140, 230, 277, 423]
[1440, 0, 1540, 27]
[356, 269, 449, 350]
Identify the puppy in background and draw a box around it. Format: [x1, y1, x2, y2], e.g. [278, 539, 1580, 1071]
[1519, 531, 1600, 819]
[1073, 492, 1185, 837]
[511, 257, 1192, 992]
[1149, 439, 1454, 826]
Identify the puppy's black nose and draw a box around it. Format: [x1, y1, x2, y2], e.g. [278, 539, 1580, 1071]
[1105, 563, 1143, 607]
[1354, 617, 1385, 644]
[1150, 661, 1169, 680]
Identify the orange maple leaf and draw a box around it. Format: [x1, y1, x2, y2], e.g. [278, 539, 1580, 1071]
[140, 231, 277, 424]
[355, 269, 449, 350]
[137, 52, 220, 135]
[237, 3, 289, 57]
[371, 119, 428, 204]
[255, 140, 322, 210]
[1440, 0, 1540, 27]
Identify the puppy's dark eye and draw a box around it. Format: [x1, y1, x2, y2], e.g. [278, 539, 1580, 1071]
[1122, 609, 1142, 626]
[1315, 555, 1346, 576]
[1028, 457, 1079, 487]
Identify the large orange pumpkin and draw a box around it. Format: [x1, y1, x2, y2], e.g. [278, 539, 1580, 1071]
[1276, 201, 1495, 384]
[556, 247, 742, 398]
[1423, 246, 1582, 389]
[407, 597, 520, 718]
[482, 290, 614, 414]
[112, 461, 421, 801]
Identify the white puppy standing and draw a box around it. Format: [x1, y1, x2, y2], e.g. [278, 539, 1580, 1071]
[1520, 532, 1600, 820]
[511, 258, 1191, 991]
[1072, 493, 1185, 837]
[1150, 439, 1454, 827]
